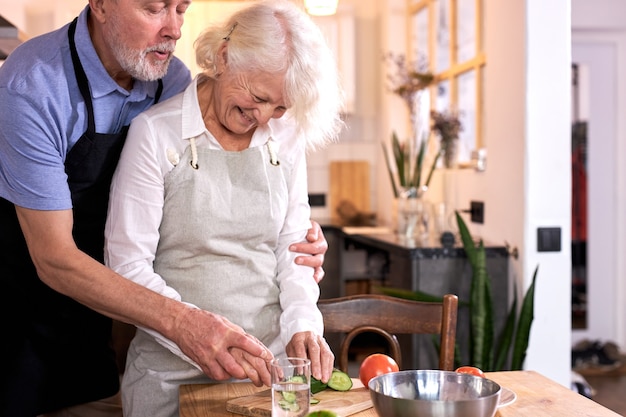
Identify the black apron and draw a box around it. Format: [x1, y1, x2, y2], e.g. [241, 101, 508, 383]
[0, 18, 162, 415]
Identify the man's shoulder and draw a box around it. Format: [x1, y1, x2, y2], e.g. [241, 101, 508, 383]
[0, 26, 70, 90]
[161, 57, 192, 100]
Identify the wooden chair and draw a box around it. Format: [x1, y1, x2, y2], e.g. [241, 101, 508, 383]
[318, 293, 458, 371]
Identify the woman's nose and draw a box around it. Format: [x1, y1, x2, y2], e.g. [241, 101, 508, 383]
[256, 104, 286, 125]
[255, 105, 275, 125]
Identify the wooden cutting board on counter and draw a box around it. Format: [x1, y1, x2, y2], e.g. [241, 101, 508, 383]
[329, 161, 371, 224]
[226, 380, 372, 417]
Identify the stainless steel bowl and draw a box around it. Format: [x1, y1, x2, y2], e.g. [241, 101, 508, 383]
[368, 370, 501, 417]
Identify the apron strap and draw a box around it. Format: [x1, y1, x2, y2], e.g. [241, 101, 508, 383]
[67, 17, 165, 131]
[68, 18, 95, 134]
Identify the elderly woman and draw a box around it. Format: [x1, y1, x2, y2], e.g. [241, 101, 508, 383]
[103, 0, 344, 415]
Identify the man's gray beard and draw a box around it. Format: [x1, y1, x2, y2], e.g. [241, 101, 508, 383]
[113, 43, 173, 82]
[107, 15, 174, 81]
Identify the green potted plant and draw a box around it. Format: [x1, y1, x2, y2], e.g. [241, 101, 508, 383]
[377, 212, 538, 371]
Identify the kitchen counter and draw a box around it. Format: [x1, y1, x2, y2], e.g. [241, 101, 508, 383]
[179, 371, 621, 417]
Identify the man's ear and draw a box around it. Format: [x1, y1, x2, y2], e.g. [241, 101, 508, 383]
[89, 0, 107, 23]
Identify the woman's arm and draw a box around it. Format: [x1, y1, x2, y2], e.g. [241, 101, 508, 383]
[276, 145, 334, 382]
[103, 112, 272, 384]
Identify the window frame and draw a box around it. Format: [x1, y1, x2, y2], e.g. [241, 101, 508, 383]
[408, 0, 485, 164]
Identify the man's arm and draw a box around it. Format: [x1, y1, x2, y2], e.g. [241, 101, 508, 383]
[15, 205, 272, 385]
[290, 220, 328, 283]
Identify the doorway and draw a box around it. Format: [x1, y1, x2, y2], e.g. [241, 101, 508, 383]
[571, 42, 617, 342]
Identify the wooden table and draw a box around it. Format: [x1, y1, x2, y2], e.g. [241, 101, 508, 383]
[179, 370, 621, 417]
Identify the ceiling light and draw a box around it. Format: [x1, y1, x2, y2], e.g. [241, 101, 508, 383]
[304, 0, 338, 16]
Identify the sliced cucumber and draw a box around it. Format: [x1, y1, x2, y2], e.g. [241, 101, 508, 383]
[309, 397, 320, 405]
[310, 377, 328, 394]
[278, 399, 300, 412]
[281, 390, 297, 404]
[289, 375, 307, 384]
[306, 411, 339, 417]
[327, 369, 353, 391]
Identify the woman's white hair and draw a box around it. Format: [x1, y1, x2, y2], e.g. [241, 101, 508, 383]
[194, 0, 345, 150]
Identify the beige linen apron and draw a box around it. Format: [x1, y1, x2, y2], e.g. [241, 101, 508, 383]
[122, 141, 290, 417]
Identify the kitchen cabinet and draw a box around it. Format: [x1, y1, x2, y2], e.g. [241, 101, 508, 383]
[320, 224, 510, 370]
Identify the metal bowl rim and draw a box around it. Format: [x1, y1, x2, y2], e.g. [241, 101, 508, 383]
[368, 369, 502, 403]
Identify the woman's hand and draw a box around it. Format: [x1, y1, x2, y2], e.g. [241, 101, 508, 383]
[286, 331, 335, 383]
[289, 220, 328, 283]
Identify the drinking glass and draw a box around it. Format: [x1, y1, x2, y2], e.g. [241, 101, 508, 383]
[271, 357, 311, 417]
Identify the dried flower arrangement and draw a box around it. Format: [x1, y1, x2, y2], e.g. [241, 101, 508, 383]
[381, 52, 436, 198]
[430, 109, 463, 169]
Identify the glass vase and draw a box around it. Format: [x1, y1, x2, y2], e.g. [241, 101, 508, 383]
[396, 187, 430, 241]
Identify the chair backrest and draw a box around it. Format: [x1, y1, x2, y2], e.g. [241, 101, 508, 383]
[318, 293, 458, 371]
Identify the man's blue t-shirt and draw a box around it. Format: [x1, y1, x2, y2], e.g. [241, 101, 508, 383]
[0, 5, 191, 211]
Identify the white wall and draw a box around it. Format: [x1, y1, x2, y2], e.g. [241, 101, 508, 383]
[0, 0, 84, 37]
[522, 0, 572, 385]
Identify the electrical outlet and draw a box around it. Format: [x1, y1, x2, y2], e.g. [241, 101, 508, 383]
[470, 201, 485, 224]
[308, 193, 326, 207]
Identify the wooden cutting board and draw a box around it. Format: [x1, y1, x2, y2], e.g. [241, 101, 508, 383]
[329, 161, 371, 224]
[226, 379, 372, 417]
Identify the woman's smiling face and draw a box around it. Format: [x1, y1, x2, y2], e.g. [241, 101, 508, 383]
[213, 69, 289, 135]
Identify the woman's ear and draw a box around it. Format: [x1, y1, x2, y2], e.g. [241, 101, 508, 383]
[215, 42, 229, 75]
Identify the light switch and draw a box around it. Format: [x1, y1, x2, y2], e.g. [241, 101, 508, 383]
[537, 227, 561, 252]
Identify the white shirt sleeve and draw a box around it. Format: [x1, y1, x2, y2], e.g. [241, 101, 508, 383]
[274, 137, 324, 349]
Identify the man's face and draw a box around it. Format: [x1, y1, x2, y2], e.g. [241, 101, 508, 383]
[104, 0, 192, 81]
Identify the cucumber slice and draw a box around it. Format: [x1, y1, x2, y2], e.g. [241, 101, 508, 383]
[310, 377, 328, 394]
[327, 369, 353, 391]
[279, 399, 300, 412]
[289, 375, 307, 384]
[306, 411, 339, 417]
[309, 397, 320, 405]
[281, 390, 297, 404]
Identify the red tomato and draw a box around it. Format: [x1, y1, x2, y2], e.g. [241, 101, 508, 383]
[455, 366, 486, 378]
[359, 353, 399, 387]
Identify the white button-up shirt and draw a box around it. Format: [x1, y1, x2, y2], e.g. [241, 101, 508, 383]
[104, 76, 321, 367]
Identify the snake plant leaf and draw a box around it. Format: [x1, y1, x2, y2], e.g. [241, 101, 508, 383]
[375, 286, 444, 303]
[482, 278, 495, 370]
[469, 240, 495, 370]
[375, 286, 470, 307]
[494, 285, 518, 371]
[455, 211, 477, 264]
[511, 265, 538, 370]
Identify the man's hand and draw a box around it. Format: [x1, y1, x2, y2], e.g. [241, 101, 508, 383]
[289, 220, 328, 283]
[173, 308, 273, 384]
[286, 331, 334, 383]
[228, 346, 273, 387]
